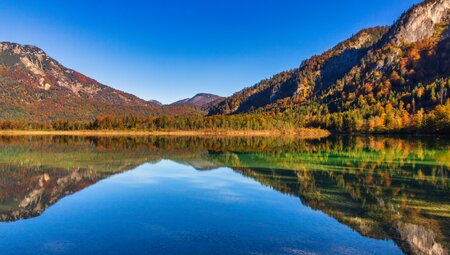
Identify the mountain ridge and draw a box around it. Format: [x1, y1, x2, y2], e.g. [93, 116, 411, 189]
[0, 41, 165, 121]
[0, 42, 209, 120]
[208, 26, 391, 114]
[209, 0, 449, 122]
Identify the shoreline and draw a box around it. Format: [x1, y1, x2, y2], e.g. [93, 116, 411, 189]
[0, 128, 330, 138]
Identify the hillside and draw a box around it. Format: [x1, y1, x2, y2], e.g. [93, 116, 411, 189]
[0, 42, 203, 121]
[209, 0, 450, 133]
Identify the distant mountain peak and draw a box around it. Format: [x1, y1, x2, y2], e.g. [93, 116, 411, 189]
[148, 99, 162, 106]
[172, 93, 222, 106]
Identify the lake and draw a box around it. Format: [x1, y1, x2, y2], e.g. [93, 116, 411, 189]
[0, 135, 448, 255]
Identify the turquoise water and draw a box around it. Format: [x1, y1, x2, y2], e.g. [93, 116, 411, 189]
[0, 136, 448, 254]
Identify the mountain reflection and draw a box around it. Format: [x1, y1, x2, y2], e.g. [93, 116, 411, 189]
[0, 135, 448, 255]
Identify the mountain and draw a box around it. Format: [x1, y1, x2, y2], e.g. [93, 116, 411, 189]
[209, 26, 389, 114]
[209, 0, 450, 130]
[0, 42, 168, 121]
[172, 93, 222, 106]
[148, 99, 163, 106]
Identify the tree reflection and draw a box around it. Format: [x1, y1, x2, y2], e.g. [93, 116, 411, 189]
[0, 135, 447, 254]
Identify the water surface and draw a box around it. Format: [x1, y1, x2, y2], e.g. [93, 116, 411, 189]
[0, 136, 448, 255]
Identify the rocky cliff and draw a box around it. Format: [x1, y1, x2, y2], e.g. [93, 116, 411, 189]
[0, 42, 163, 121]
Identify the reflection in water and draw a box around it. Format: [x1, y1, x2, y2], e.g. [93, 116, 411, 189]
[0, 135, 448, 255]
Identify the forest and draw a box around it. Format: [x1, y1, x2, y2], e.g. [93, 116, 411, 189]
[0, 98, 448, 134]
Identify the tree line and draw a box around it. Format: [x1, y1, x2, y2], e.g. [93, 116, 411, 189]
[0, 99, 449, 134]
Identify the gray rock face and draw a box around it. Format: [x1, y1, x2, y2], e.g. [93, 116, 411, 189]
[396, 222, 447, 255]
[390, 0, 449, 44]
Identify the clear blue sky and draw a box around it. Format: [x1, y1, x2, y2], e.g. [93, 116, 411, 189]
[0, 0, 420, 104]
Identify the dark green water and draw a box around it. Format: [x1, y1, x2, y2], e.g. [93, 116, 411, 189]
[0, 136, 448, 255]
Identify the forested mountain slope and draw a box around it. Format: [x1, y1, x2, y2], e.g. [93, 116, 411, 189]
[0, 42, 166, 121]
[210, 0, 450, 133]
[0, 42, 206, 121]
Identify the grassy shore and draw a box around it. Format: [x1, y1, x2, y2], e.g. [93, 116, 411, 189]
[0, 128, 330, 138]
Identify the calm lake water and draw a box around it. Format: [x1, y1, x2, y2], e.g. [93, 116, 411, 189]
[0, 136, 448, 255]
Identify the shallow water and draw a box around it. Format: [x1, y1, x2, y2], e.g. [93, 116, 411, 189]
[0, 136, 448, 255]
